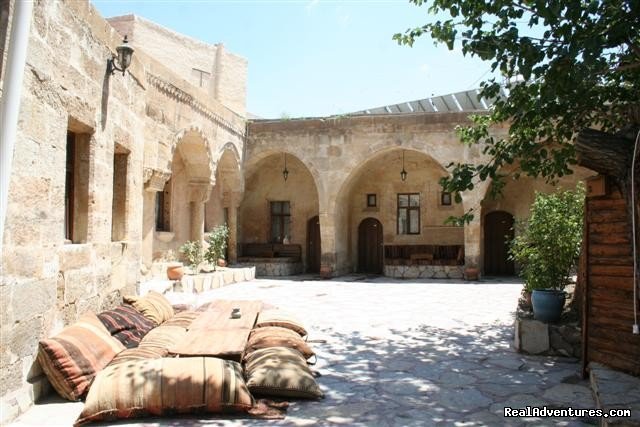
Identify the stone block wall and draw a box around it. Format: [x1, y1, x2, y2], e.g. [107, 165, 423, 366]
[0, 2, 247, 422]
[107, 14, 247, 116]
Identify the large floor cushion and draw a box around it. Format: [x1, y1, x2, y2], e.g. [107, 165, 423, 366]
[245, 326, 315, 360]
[97, 304, 156, 348]
[255, 309, 308, 337]
[244, 347, 323, 399]
[109, 324, 188, 367]
[37, 312, 125, 401]
[162, 310, 200, 329]
[75, 357, 254, 425]
[123, 291, 174, 325]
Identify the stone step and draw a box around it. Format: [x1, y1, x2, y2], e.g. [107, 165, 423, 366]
[589, 362, 640, 426]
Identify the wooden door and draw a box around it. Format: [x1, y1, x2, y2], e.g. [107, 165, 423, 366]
[307, 215, 321, 273]
[484, 211, 515, 275]
[358, 218, 383, 274]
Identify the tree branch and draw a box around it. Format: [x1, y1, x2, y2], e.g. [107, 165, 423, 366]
[575, 128, 634, 181]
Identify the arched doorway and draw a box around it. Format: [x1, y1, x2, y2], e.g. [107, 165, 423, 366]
[484, 211, 515, 275]
[307, 215, 321, 273]
[358, 218, 383, 274]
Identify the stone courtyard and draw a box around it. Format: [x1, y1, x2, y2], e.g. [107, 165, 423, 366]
[13, 277, 601, 426]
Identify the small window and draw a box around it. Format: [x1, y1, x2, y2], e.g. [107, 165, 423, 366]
[270, 201, 291, 243]
[397, 193, 420, 235]
[366, 194, 377, 207]
[441, 191, 452, 206]
[191, 68, 211, 89]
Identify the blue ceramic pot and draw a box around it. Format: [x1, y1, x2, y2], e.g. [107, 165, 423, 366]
[531, 289, 566, 322]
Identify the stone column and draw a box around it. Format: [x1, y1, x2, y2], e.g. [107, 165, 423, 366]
[462, 191, 486, 278]
[142, 168, 171, 267]
[319, 212, 337, 278]
[188, 182, 212, 247]
[228, 203, 238, 263]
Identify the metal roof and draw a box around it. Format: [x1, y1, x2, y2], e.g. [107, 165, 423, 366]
[349, 87, 508, 115]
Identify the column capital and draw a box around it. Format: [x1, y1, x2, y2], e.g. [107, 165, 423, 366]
[189, 181, 213, 203]
[143, 168, 171, 192]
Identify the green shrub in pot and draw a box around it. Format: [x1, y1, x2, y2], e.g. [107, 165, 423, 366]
[509, 184, 585, 321]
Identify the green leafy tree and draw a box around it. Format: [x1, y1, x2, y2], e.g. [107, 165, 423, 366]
[510, 185, 585, 291]
[394, 0, 639, 294]
[394, 0, 639, 214]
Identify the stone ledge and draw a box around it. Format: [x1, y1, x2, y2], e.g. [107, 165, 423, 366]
[236, 261, 303, 277]
[514, 318, 581, 358]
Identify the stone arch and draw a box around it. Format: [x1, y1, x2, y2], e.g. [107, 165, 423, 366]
[332, 147, 465, 273]
[168, 125, 215, 183]
[244, 149, 324, 203]
[238, 151, 320, 271]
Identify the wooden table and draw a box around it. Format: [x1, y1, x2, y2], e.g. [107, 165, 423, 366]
[169, 300, 262, 362]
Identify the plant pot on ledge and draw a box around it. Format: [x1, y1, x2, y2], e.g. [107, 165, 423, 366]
[464, 266, 479, 281]
[531, 289, 566, 322]
[166, 262, 184, 280]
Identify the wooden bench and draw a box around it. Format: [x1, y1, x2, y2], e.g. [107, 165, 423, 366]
[385, 244, 464, 265]
[240, 243, 302, 261]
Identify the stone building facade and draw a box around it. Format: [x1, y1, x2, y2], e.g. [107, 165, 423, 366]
[0, 0, 590, 422]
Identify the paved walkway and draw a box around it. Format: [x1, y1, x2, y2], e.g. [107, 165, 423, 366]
[14, 276, 597, 426]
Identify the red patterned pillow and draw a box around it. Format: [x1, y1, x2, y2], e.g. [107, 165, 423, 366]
[37, 312, 125, 401]
[97, 304, 156, 348]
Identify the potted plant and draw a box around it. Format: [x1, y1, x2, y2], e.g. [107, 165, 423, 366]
[509, 184, 585, 322]
[161, 250, 184, 280]
[205, 225, 229, 270]
[179, 240, 203, 273]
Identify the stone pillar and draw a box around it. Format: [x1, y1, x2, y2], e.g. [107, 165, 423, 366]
[189, 181, 212, 246]
[228, 203, 238, 263]
[142, 168, 171, 267]
[462, 191, 485, 278]
[318, 212, 337, 278]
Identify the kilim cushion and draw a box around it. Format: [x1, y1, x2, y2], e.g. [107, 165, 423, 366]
[97, 304, 156, 348]
[75, 357, 254, 426]
[162, 310, 200, 329]
[37, 312, 125, 401]
[107, 323, 188, 368]
[244, 347, 323, 399]
[244, 326, 315, 360]
[255, 309, 308, 337]
[123, 291, 174, 325]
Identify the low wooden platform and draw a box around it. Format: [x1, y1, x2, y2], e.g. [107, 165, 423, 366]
[169, 300, 263, 362]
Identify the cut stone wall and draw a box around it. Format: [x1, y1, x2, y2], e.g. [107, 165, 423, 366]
[107, 14, 247, 116]
[236, 260, 304, 277]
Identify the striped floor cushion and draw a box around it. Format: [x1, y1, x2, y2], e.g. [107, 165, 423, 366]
[244, 326, 315, 360]
[37, 312, 125, 401]
[255, 309, 308, 337]
[107, 324, 188, 367]
[162, 310, 200, 329]
[244, 347, 323, 399]
[123, 291, 174, 325]
[97, 304, 156, 348]
[75, 357, 254, 425]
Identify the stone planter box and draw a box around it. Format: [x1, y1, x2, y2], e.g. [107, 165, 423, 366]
[514, 318, 581, 357]
[139, 266, 256, 295]
[236, 257, 303, 277]
[384, 264, 464, 279]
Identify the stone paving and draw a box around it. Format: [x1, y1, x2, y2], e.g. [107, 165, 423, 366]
[13, 276, 600, 426]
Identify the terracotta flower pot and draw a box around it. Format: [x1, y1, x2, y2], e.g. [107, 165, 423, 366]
[217, 259, 227, 268]
[464, 266, 479, 281]
[166, 263, 184, 280]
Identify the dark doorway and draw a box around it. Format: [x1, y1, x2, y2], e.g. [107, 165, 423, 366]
[307, 215, 321, 273]
[484, 211, 515, 275]
[358, 217, 383, 274]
